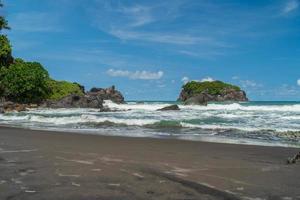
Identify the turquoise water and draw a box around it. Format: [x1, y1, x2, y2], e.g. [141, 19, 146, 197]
[1, 101, 300, 147]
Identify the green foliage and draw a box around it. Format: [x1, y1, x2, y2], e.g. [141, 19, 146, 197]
[0, 16, 10, 30]
[183, 80, 241, 96]
[0, 35, 13, 67]
[0, 59, 50, 103]
[0, 1, 10, 31]
[46, 80, 84, 100]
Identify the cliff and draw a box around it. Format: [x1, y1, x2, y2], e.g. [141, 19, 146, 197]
[178, 80, 248, 105]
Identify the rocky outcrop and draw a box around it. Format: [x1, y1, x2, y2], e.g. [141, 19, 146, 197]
[179, 81, 248, 105]
[42, 94, 104, 109]
[0, 101, 38, 113]
[42, 85, 124, 109]
[89, 86, 124, 104]
[157, 105, 180, 111]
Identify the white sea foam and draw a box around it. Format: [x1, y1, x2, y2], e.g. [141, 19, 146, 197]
[184, 103, 300, 112]
[104, 100, 171, 111]
[1, 101, 300, 147]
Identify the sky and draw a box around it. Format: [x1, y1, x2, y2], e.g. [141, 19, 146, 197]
[1, 0, 300, 101]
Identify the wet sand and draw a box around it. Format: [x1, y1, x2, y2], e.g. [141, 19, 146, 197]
[0, 126, 300, 200]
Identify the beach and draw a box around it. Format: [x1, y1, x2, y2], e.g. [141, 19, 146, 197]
[0, 126, 299, 200]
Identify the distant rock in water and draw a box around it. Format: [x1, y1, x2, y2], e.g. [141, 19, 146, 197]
[89, 85, 124, 104]
[42, 85, 125, 109]
[178, 80, 248, 105]
[157, 104, 180, 111]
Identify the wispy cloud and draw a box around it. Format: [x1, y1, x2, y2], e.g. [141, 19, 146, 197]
[200, 77, 214, 82]
[282, 0, 299, 14]
[10, 12, 62, 32]
[118, 5, 156, 27]
[86, 0, 290, 59]
[297, 79, 300, 86]
[109, 29, 222, 46]
[107, 69, 164, 80]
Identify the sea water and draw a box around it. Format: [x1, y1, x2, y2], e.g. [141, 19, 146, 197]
[1, 101, 300, 147]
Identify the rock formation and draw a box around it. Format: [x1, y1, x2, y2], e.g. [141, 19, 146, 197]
[89, 86, 124, 104]
[157, 105, 180, 111]
[178, 81, 248, 105]
[41, 85, 124, 110]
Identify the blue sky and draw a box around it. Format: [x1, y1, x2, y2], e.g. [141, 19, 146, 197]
[2, 0, 300, 100]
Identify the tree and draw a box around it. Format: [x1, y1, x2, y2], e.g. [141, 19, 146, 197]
[0, 0, 10, 30]
[0, 35, 13, 67]
[0, 59, 50, 103]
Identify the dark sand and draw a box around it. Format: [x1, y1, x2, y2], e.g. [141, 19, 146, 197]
[0, 127, 300, 200]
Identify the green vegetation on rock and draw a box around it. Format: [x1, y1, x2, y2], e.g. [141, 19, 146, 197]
[0, 59, 50, 103]
[183, 80, 241, 96]
[0, 35, 13, 67]
[47, 80, 84, 101]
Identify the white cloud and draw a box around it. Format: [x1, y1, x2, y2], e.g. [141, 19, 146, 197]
[297, 79, 300, 86]
[200, 77, 214, 82]
[282, 0, 299, 14]
[181, 76, 189, 84]
[107, 69, 163, 80]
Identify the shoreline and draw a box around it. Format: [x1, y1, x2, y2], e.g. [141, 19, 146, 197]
[1, 124, 300, 149]
[0, 126, 300, 199]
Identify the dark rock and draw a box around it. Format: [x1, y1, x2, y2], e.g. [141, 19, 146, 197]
[184, 95, 208, 106]
[178, 81, 248, 105]
[88, 85, 124, 104]
[42, 94, 103, 109]
[157, 104, 180, 111]
[99, 106, 111, 112]
[0, 101, 28, 112]
[41, 85, 125, 109]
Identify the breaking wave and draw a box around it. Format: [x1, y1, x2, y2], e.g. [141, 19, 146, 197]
[1, 100, 300, 147]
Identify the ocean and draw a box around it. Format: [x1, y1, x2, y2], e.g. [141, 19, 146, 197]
[1, 101, 300, 147]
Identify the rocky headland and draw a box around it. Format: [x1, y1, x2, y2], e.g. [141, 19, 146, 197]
[0, 86, 125, 113]
[178, 80, 248, 105]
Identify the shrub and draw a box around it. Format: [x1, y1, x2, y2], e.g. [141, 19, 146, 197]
[183, 80, 241, 96]
[0, 35, 13, 67]
[0, 59, 50, 103]
[46, 79, 84, 100]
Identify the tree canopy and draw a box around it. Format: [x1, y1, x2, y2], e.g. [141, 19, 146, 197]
[0, 59, 50, 103]
[0, 35, 13, 67]
[0, 0, 10, 30]
[182, 80, 241, 96]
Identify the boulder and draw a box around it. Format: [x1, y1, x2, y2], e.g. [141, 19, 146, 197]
[89, 85, 124, 104]
[0, 102, 27, 112]
[184, 95, 208, 106]
[14, 104, 26, 112]
[0, 105, 4, 113]
[43, 94, 103, 109]
[157, 104, 180, 111]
